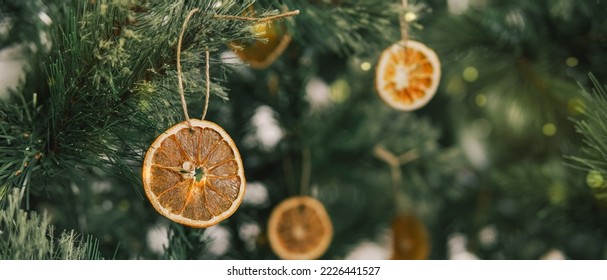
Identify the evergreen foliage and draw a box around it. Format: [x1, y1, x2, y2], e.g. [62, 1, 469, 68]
[0, 188, 102, 260]
[1, 0, 607, 260]
[570, 76, 607, 204]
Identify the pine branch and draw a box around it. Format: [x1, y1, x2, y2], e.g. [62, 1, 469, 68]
[163, 223, 207, 260]
[263, 0, 401, 55]
[0, 0, 268, 193]
[570, 75, 607, 175]
[0, 90, 43, 200]
[0, 188, 103, 259]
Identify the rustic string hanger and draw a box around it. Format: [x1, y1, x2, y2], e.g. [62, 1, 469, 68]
[399, 0, 409, 43]
[175, 7, 300, 129]
[373, 144, 419, 208]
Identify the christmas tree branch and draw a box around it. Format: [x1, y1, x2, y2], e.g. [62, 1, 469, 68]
[0, 0, 267, 191]
[0, 188, 103, 259]
[264, 0, 401, 55]
[569, 74, 607, 174]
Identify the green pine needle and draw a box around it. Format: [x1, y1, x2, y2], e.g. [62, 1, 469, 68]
[570, 74, 607, 175]
[0, 188, 103, 260]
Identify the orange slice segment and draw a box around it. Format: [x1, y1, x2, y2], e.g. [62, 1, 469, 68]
[375, 40, 441, 111]
[142, 119, 246, 228]
[268, 196, 333, 260]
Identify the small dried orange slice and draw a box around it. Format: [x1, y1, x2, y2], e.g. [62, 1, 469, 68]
[230, 20, 292, 69]
[375, 40, 441, 111]
[390, 213, 430, 260]
[268, 196, 333, 260]
[142, 119, 246, 228]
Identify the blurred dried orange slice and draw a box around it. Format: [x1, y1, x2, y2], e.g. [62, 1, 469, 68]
[230, 20, 292, 69]
[390, 213, 430, 260]
[142, 119, 246, 228]
[268, 196, 333, 260]
[375, 40, 440, 111]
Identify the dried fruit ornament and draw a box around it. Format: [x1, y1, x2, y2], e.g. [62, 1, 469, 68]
[230, 20, 292, 69]
[375, 0, 440, 111]
[142, 119, 246, 228]
[142, 9, 247, 228]
[267, 149, 333, 259]
[375, 40, 440, 111]
[267, 196, 333, 260]
[229, 8, 293, 69]
[373, 145, 430, 259]
[390, 212, 430, 260]
[142, 8, 300, 228]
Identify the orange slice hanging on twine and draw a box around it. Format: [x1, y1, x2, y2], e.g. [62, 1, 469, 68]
[375, 40, 441, 111]
[229, 19, 292, 69]
[268, 196, 333, 260]
[142, 119, 246, 228]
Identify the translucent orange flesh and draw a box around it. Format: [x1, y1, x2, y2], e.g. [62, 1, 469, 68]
[276, 205, 326, 253]
[382, 48, 434, 104]
[391, 214, 429, 260]
[149, 127, 242, 220]
[231, 22, 285, 64]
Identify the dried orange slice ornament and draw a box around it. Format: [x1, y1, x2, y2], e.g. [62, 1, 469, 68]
[268, 196, 333, 260]
[375, 40, 441, 111]
[229, 19, 292, 69]
[390, 213, 430, 260]
[142, 119, 246, 228]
